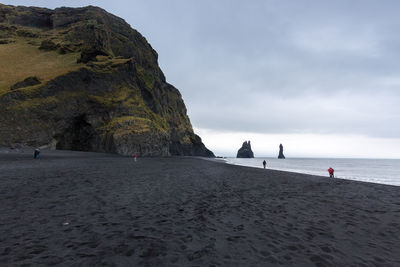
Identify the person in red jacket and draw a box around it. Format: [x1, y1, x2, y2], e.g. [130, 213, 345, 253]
[328, 167, 334, 178]
[134, 153, 137, 162]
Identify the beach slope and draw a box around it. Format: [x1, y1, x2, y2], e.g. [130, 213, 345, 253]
[0, 150, 399, 265]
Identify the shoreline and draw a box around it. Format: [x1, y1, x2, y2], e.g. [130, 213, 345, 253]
[222, 157, 400, 187]
[1, 150, 400, 265]
[2, 147, 399, 187]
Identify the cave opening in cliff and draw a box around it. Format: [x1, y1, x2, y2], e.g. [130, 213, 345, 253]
[55, 115, 95, 151]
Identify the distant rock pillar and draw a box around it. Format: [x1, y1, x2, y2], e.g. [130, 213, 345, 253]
[237, 140, 255, 158]
[278, 143, 285, 159]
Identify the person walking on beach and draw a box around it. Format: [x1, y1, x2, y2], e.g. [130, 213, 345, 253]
[328, 167, 334, 178]
[33, 148, 40, 159]
[262, 160, 266, 169]
[133, 153, 137, 162]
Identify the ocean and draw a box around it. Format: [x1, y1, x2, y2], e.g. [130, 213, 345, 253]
[224, 157, 400, 186]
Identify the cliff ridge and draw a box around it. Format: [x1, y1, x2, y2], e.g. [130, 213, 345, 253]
[0, 4, 214, 157]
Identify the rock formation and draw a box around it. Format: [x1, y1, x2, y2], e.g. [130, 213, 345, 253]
[278, 143, 285, 159]
[0, 4, 214, 157]
[237, 141, 254, 158]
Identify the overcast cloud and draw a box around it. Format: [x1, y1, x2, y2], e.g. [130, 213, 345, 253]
[3, 0, 400, 157]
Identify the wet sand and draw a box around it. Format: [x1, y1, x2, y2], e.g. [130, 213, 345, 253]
[0, 150, 399, 266]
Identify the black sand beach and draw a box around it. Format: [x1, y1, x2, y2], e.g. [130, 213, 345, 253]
[1, 150, 400, 266]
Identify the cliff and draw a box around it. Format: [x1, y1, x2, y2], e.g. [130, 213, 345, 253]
[237, 141, 254, 158]
[0, 4, 214, 157]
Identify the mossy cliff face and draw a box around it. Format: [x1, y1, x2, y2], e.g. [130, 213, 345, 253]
[0, 4, 214, 157]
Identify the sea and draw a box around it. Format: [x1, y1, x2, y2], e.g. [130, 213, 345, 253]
[224, 157, 400, 186]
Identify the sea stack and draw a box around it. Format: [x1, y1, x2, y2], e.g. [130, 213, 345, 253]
[237, 141, 254, 158]
[278, 143, 285, 159]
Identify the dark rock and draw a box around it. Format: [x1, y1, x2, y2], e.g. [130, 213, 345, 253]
[39, 39, 59, 51]
[78, 47, 109, 63]
[54, 114, 96, 151]
[169, 134, 214, 157]
[16, 29, 39, 38]
[0, 4, 214, 157]
[57, 45, 74, 54]
[278, 143, 285, 159]
[0, 38, 15, 44]
[237, 141, 254, 158]
[10, 76, 41, 90]
[0, 5, 53, 29]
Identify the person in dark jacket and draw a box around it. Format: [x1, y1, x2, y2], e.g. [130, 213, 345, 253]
[263, 160, 266, 169]
[34, 149, 40, 159]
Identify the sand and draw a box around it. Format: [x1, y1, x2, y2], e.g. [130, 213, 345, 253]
[0, 150, 399, 266]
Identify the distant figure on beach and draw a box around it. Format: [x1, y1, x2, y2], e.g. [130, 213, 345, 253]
[134, 153, 137, 162]
[328, 167, 334, 178]
[33, 148, 40, 159]
[263, 160, 266, 169]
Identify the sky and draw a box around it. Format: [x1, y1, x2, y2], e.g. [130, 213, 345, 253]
[3, 0, 400, 158]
